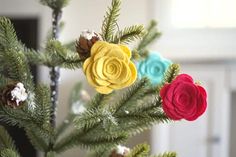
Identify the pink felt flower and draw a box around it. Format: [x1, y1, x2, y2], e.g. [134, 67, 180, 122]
[160, 74, 207, 121]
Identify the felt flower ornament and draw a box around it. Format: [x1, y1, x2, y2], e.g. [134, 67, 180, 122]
[83, 41, 137, 94]
[137, 52, 171, 85]
[160, 74, 207, 121]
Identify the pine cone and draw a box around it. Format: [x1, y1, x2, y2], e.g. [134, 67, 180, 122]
[109, 145, 130, 157]
[1, 82, 28, 108]
[76, 30, 100, 60]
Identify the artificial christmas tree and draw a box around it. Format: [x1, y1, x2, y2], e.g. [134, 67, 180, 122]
[0, 0, 207, 157]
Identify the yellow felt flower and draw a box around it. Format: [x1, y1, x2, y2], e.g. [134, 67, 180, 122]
[83, 41, 137, 94]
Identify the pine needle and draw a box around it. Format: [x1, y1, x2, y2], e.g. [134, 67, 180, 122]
[156, 152, 177, 157]
[157, 64, 180, 92]
[112, 25, 146, 44]
[0, 148, 20, 157]
[126, 143, 150, 157]
[0, 126, 17, 151]
[101, 0, 121, 42]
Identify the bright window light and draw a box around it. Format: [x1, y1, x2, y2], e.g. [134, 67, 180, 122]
[171, 0, 236, 28]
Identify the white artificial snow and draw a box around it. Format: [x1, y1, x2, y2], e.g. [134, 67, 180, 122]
[11, 82, 28, 106]
[116, 145, 130, 155]
[71, 101, 86, 115]
[28, 103, 36, 110]
[125, 110, 129, 114]
[27, 93, 36, 111]
[80, 29, 96, 40]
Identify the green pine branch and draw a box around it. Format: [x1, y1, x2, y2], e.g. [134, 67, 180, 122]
[21, 47, 46, 66]
[0, 102, 53, 151]
[44, 39, 83, 69]
[112, 78, 151, 114]
[112, 25, 146, 44]
[63, 41, 76, 52]
[156, 152, 177, 157]
[34, 85, 52, 125]
[137, 20, 161, 51]
[157, 64, 180, 92]
[126, 143, 150, 157]
[0, 17, 41, 68]
[0, 17, 35, 94]
[0, 126, 21, 157]
[54, 127, 128, 153]
[0, 17, 18, 52]
[73, 108, 110, 131]
[125, 144, 177, 157]
[162, 64, 180, 83]
[23, 85, 54, 151]
[54, 108, 124, 153]
[25, 127, 49, 151]
[0, 75, 10, 89]
[87, 93, 106, 109]
[0, 149, 20, 157]
[0, 105, 52, 151]
[46, 151, 56, 157]
[101, 0, 121, 42]
[58, 78, 170, 154]
[134, 20, 161, 59]
[114, 109, 170, 136]
[23, 43, 82, 69]
[0, 126, 17, 152]
[1, 50, 34, 91]
[0, 17, 81, 69]
[78, 132, 128, 151]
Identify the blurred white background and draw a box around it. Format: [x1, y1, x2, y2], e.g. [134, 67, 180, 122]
[0, 0, 236, 157]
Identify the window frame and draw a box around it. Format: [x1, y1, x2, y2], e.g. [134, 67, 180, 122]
[150, 0, 236, 60]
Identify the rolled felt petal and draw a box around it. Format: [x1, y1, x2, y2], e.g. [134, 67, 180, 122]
[83, 41, 137, 94]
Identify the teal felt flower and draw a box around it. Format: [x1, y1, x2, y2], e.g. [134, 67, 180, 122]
[137, 52, 172, 85]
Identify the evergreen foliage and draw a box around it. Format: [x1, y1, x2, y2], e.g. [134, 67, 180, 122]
[101, 0, 147, 44]
[0, 17, 18, 52]
[125, 144, 177, 157]
[0, 0, 181, 156]
[135, 20, 161, 58]
[0, 149, 20, 157]
[87, 93, 108, 109]
[44, 39, 82, 69]
[112, 25, 146, 44]
[0, 126, 20, 157]
[0, 126, 17, 152]
[101, 0, 121, 42]
[157, 64, 180, 92]
[156, 152, 177, 157]
[46, 151, 56, 157]
[0, 75, 9, 88]
[126, 143, 150, 157]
